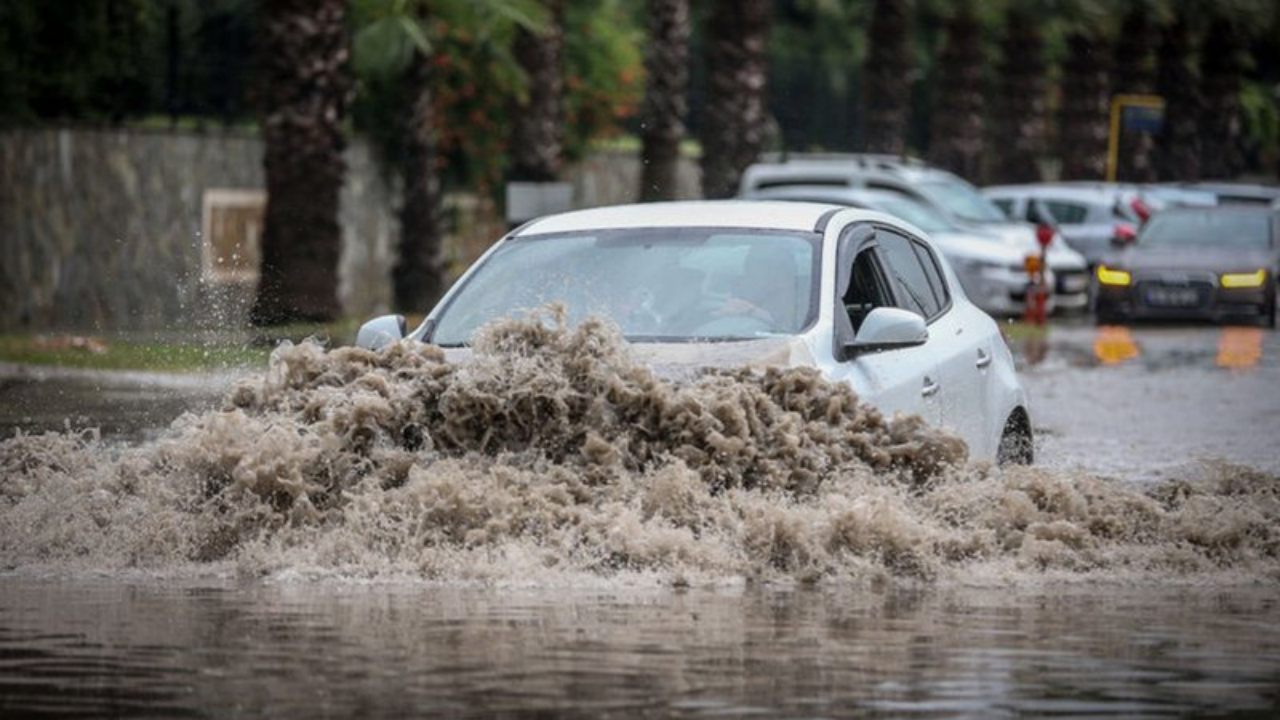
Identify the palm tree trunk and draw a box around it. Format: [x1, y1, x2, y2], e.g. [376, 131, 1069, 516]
[1154, 17, 1200, 181]
[639, 0, 690, 202]
[393, 44, 445, 312]
[511, 0, 564, 182]
[992, 5, 1046, 183]
[1112, 4, 1156, 182]
[863, 0, 911, 155]
[1058, 32, 1109, 181]
[928, 4, 984, 180]
[699, 0, 772, 199]
[251, 0, 352, 325]
[1200, 16, 1244, 180]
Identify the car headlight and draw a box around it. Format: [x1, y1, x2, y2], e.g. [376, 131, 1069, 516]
[1097, 265, 1132, 287]
[1220, 269, 1267, 289]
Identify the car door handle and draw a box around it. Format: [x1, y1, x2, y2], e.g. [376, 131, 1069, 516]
[976, 349, 992, 369]
[922, 376, 940, 397]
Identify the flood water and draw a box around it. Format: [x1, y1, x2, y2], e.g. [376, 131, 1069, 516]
[3, 580, 1278, 718]
[2, 318, 1279, 716]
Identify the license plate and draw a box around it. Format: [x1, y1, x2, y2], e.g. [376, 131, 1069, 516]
[1146, 287, 1199, 306]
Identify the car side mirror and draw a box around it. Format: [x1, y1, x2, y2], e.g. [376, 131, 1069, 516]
[356, 314, 407, 350]
[843, 307, 928, 356]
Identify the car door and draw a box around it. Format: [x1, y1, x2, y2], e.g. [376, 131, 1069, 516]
[825, 226, 942, 427]
[875, 228, 993, 456]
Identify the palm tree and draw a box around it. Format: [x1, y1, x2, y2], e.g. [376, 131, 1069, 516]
[928, 3, 984, 180]
[1112, 1, 1156, 182]
[1058, 31, 1110, 180]
[638, 0, 690, 202]
[354, 0, 547, 312]
[699, 0, 772, 199]
[511, 0, 564, 182]
[1154, 15, 1200, 181]
[992, 4, 1046, 183]
[251, 0, 353, 325]
[863, 0, 911, 155]
[1199, 14, 1245, 179]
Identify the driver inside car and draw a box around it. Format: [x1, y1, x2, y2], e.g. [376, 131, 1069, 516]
[713, 243, 800, 330]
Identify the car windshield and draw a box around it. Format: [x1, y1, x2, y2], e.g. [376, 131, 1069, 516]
[916, 180, 1008, 222]
[430, 229, 820, 345]
[874, 196, 956, 233]
[1138, 211, 1273, 250]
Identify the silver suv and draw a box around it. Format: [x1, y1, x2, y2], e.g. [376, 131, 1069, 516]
[738, 154, 1090, 311]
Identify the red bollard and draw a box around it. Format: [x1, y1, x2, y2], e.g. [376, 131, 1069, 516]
[1023, 224, 1056, 327]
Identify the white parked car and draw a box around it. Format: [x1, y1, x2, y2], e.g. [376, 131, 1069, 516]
[982, 183, 1148, 266]
[358, 202, 1033, 465]
[742, 185, 1074, 317]
[738, 155, 1090, 310]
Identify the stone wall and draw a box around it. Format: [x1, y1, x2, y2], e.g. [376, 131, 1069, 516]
[0, 127, 395, 331]
[566, 150, 701, 207]
[0, 128, 701, 332]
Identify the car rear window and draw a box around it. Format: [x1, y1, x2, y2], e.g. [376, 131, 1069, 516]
[1139, 211, 1273, 250]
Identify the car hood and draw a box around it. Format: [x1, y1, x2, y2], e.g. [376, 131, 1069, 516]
[442, 336, 816, 380]
[1103, 246, 1277, 274]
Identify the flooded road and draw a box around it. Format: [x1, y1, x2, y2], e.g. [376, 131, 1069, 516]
[2, 580, 1278, 718]
[1018, 323, 1280, 479]
[2, 320, 1279, 716]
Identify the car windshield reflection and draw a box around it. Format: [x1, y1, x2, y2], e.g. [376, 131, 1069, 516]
[918, 180, 1008, 223]
[430, 229, 820, 346]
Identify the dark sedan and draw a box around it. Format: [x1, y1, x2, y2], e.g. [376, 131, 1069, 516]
[1094, 206, 1278, 327]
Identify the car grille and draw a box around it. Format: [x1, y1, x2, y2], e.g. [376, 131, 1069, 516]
[1055, 270, 1088, 295]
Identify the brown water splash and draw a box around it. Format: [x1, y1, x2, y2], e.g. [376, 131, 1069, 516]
[2, 313, 1277, 585]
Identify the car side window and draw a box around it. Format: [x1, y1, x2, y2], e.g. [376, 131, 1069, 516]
[1043, 200, 1089, 224]
[911, 241, 950, 312]
[876, 230, 942, 320]
[844, 245, 894, 333]
[990, 198, 1014, 217]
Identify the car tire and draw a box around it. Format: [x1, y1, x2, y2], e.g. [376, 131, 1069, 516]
[996, 409, 1034, 466]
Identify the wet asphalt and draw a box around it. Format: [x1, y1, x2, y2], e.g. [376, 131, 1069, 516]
[1014, 318, 1280, 480]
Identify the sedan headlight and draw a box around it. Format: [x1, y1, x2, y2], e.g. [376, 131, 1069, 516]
[1097, 265, 1132, 287]
[1220, 269, 1267, 289]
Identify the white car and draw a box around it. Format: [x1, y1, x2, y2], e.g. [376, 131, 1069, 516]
[741, 185, 1072, 317]
[358, 201, 1033, 465]
[983, 183, 1148, 266]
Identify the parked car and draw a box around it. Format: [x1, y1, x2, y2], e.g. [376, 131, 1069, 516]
[742, 185, 1074, 317]
[982, 184, 1146, 266]
[1094, 206, 1278, 327]
[738, 154, 1090, 311]
[1167, 182, 1280, 206]
[357, 201, 1034, 464]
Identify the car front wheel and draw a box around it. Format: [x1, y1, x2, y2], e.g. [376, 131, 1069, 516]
[996, 409, 1034, 466]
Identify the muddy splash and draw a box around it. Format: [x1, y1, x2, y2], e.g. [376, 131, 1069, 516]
[2, 314, 1278, 585]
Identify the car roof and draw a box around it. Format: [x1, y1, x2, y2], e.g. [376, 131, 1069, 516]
[739, 156, 961, 192]
[1155, 204, 1277, 218]
[982, 185, 1126, 204]
[743, 185, 908, 207]
[1174, 182, 1280, 201]
[513, 200, 854, 236]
